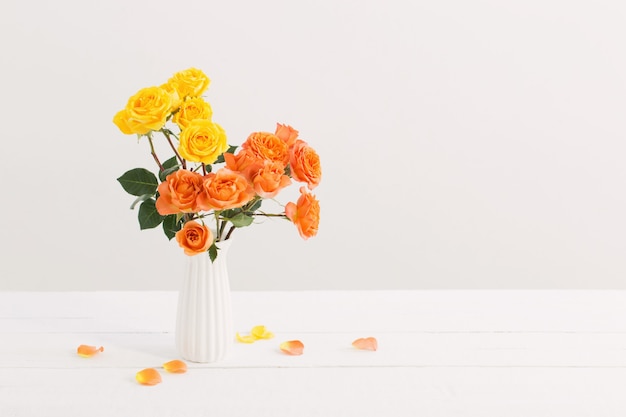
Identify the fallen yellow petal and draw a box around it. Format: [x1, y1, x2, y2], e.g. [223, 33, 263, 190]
[251, 325, 274, 340]
[77, 344, 104, 358]
[163, 359, 187, 373]
[280, 340, 304, 355]
[236, 332, 258, 344]
[136, 368, 162, 386]
[352, 337, 378, 351]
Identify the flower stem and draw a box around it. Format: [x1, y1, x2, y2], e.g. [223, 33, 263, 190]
[218, 217, 227, 240]
[225, 225, 236, 240]
[161, 129, 186, 170]
[255, 213, 288, 218]
[146, 133, 163, 172]
[215, 212, 221, 240]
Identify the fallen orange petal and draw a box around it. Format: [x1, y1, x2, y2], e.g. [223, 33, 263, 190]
[77, 344, 104, 358]
[236, 332, 258, 343]
[163, 359, 187, 373]
[136, 368, 162, 386]
[280, 340, 304, 355]
[352, 337, 378, 351]
[251, 325, 274, 340]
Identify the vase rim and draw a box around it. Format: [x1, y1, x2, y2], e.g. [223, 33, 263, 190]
[214, 238, 232, 249]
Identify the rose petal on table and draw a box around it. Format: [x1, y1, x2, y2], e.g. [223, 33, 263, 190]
[279, 340, 304, 355]
[236, 332, 258, 343]
[251, 325, 274, 340]
[76, 344, 104, 358]
[352, 337, 378, 351]
[163, 359, 187, 373]
[136, 368, 162, 386]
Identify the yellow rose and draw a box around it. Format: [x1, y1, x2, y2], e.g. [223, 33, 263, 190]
[113, 86, 172, 135]
[159, 82, 182, 112]
[173, 97, 213, 130]
[113, 109, 133, 134]
[168, 67, 210, 99]
[178, 119, 228, 164]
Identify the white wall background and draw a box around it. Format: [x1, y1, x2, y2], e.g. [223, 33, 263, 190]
[1, 0, 625, 290]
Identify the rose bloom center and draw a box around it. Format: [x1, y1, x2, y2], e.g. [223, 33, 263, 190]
[187, 230, 201, 244]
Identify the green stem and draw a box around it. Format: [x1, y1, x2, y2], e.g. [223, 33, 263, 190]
[146, 133, 163, 172]
[214, 212, 221, 240]
[161, 129, 186, 170]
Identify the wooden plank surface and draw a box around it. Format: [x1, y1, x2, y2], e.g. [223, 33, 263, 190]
[1, 291, 626, 416]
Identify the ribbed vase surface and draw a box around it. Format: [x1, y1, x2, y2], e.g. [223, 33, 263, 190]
[175, 240, 233, 363]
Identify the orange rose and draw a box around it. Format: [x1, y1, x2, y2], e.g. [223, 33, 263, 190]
[285, 186, 320, 240]
[224, 149, 263, 182]
[156, 170, 206, 215]
[252, 160, 292, 199]
[176, 221, 213, 256]
[241, 132, 289, 165]
[289, 140, 322, 189]
[200, 168, 255, 210]
[274, 123, 299, 148]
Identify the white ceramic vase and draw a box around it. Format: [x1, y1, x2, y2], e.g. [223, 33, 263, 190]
[175, 240, 233, 363]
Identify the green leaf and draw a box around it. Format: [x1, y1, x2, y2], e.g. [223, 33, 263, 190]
[162, 214, 182, 240]
[162, 156, 179, 170]
[159, 157, 180, 182]
[208, 244, 218, 262]
[247, 199, 262, 212]
[229, 213, 254, 228]
[214, 145, 238, 164]
[117, 168, 158, 196]
[220, 208, 241, 219]
[130, 193, 153, 210]
[138, 199, 164, 230]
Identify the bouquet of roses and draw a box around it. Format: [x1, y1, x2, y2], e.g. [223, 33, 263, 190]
[113, 68, 321, 261]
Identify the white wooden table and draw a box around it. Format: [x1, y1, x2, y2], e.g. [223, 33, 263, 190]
[2, 290, 626, 416]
